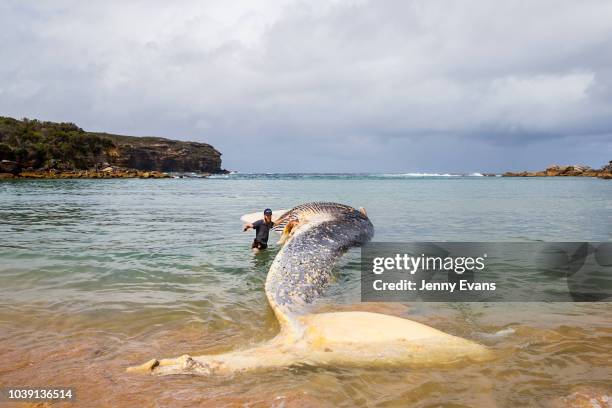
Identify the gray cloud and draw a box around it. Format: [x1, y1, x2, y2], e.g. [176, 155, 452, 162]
[1, 0, 611, 172]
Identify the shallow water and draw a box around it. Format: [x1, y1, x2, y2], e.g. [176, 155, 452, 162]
[0, 176, 611, 407]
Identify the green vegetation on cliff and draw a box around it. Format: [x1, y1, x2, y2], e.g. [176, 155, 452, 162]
[0, 116, 224, 174]
[0, 117, 113, 170]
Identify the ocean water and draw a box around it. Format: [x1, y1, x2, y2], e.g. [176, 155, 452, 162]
[0, 175, 611, 407]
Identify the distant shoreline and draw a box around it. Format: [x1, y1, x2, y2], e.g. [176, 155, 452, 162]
[502, 162, 612, 180]
[0, 167, 171, 179]
[0, 117, 226, 178]
[2, 161, 611, 180]
[2, 168, 611, 180]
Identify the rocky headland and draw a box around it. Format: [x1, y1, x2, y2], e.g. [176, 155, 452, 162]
[0, 117, 226, 179]
[502, 161, 612, 180]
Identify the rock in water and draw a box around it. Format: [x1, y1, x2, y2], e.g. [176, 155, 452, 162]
[503, 161, 612, 179]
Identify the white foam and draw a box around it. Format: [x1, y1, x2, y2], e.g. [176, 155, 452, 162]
[378, 173, 462, 178]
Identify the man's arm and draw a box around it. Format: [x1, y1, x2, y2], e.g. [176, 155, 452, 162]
[244, 219, 262, 232]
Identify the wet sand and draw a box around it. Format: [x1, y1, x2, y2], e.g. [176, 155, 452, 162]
[1, 303, 610, 408]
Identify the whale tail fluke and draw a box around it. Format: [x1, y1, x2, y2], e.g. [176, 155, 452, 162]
[127, 311, 493, 376]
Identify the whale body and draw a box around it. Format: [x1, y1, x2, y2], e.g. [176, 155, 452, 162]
[127, 202, 492, 375]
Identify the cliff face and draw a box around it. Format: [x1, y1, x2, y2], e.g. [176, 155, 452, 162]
[97, 134, 223, 173]
[0, 117, 225, 174]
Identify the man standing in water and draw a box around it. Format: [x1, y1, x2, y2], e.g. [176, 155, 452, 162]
[243, 208, 274, 252]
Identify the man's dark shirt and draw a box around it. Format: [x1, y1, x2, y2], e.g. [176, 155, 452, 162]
[253, 219, 274, 244]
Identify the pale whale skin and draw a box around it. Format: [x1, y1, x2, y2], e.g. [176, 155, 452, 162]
[128, 311, 492, 375]
[127, 203, 492, 375]
[300, 311, 492, 366]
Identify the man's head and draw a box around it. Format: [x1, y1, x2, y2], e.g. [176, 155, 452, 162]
[263, 208, 272, 222]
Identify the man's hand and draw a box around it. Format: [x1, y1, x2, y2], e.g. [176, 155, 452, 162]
[243, 223, 252, 232]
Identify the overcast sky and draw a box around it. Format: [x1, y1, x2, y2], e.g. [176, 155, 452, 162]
[1, 0, 611, 173]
